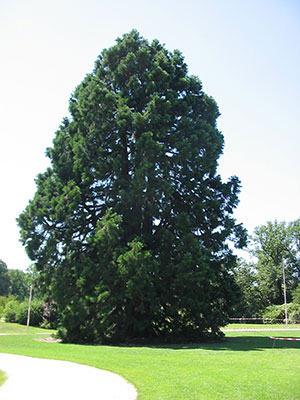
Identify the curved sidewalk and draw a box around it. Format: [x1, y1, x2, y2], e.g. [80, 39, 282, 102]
[0, 353, 137, 400]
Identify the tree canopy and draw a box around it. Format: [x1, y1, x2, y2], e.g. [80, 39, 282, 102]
[0, 260, 31, 300]
[251, 220, 300, 305]
[18, 30, 246, 343]
[0, 260, 9, 297]
[233, 260, 265, 317]
[7, 269, 31, 301]
[233, 219, 300, 317]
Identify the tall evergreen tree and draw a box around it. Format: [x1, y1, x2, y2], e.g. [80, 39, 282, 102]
[18, 31, 246, 343]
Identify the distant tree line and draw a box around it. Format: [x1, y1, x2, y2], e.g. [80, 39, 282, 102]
[0, 260, 58, 328]
[0, 260, 31, 300]
[233, 219, 300, 322]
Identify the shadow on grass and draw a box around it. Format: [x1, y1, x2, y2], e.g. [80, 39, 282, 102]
[118, 335, 300, 352]
[1, 331, 299, 353]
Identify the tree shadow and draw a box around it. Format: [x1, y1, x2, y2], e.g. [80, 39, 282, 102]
[120, 335, 300, 352]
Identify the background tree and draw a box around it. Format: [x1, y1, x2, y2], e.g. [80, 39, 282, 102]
[18, 31, 246, 344]
[292, 283, 300, 304]
[289, 219, 300, 278]
[250, 220, 300, 306]
[7, 269, 31, 301]
[233, 260, 265, 317]
[0, 260, 9, 296]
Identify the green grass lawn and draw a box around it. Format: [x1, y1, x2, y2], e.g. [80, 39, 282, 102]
[224, 323, 300, 330]
[0, 321, 55, 334]
[0, 322, 299, 399]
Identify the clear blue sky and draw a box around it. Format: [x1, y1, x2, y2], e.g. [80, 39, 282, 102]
[1, 0, 299, 270]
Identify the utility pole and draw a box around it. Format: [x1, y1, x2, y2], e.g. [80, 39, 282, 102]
[26, 284, 33, 333]
[282, 259, 288, 327]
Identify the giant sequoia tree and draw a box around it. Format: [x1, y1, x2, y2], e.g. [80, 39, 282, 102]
[18, 31, 246, 343]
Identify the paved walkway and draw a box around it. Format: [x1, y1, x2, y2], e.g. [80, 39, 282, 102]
[0, 353, 137, 400]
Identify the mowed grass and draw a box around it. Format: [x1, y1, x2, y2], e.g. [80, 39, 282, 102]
[0, 321, 55, 334]
[224, 323, 300, 330]
[0, 322, 300, 399]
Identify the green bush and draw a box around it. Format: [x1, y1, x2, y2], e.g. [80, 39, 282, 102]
[3, 298, 58, 327]
[0, 296, 16, 317]
[4, 299, 43, 326]
[287, 303, 300, 323]
[3, 300, 20, 322]
[15, 299, 44, 327]
[292, 284, 300, 304]
[263, 303, 300, 323]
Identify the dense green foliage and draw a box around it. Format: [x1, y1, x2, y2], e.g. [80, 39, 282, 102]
[18, 31, 246, 344]
[234, 219, 300, 317]
[0, 260, 31, 300]
[7, 269, 31, 300]
[2, 299, 19, 322]
[0, 260, 10, 296]
[292, 283, 300, 304]
[251, 220, 300, 305]
[232, 260, 265, 317]
[263, 303, 300, 323]
[2, 298, 57, 328]
[3, 299, 43, 326]
[0, 295, 15, 317]
[0, 260, 57, 328]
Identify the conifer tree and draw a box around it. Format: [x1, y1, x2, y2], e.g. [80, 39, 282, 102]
[18, 31, 246, 343]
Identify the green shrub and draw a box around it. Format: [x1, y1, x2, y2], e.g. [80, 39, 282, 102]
[263, 303, 300, 323]
[292, 284, 300, 304]
[0, 296, 16, 317]
[3, 300, 20, 322]
[3, 298, 58, 327]
[15, 299, 44, 327]
[287, 303, 300, 323]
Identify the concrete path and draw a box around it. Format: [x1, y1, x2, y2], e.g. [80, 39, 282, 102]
[0, 353, 137, 400]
